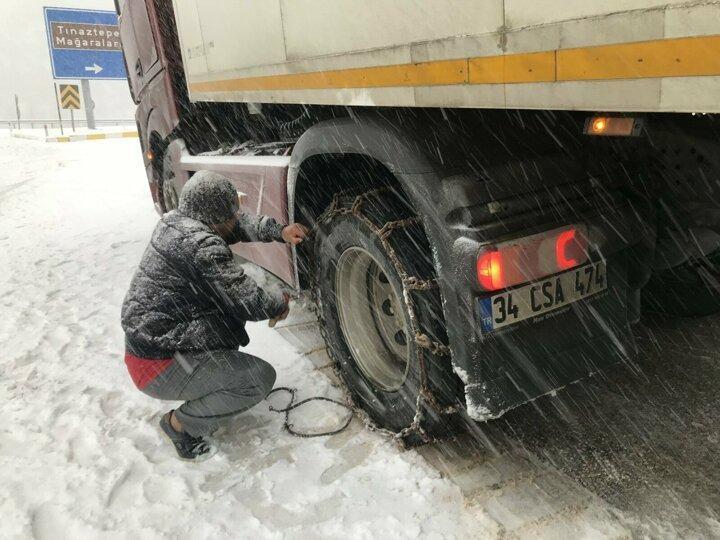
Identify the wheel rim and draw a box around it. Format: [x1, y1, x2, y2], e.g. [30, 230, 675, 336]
[162, 175, 179, 211]
[335, 247, 410, 391]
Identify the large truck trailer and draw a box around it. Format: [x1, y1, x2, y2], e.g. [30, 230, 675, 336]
[118, 0, 720, 442]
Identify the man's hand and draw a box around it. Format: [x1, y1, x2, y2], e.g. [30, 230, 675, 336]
[281, 223, 309, 246]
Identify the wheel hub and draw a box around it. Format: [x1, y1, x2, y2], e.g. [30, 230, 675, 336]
[335, 247, 410, 391]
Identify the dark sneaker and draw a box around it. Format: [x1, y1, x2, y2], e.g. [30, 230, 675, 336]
[160, 411, 212, 460]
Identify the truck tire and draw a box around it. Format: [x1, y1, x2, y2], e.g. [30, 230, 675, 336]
[643, 249, 720, 316]
[313, 188, 463, 444]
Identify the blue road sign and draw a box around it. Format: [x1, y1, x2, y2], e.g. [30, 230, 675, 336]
[44, 7, 127, 80]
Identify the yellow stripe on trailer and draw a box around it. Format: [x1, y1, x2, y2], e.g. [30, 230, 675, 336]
[189, 34, 720, 93]
[557, 35, 720, 81]
[469, 51, 556, 84]
[192, 58, 467, 93]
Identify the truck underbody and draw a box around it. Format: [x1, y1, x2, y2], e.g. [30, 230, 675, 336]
[159, 102, 720, 434]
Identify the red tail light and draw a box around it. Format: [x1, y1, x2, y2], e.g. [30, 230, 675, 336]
[477, 251, 504, 290]
[476, 225, 588, 291]
[556, 229, 582, 270]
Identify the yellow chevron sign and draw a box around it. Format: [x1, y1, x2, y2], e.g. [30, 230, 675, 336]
[59, 84, 80, 109]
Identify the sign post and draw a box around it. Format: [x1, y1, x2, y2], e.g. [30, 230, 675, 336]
[14, 94, 20, 128]
[44, 7, 126, 130]
[53, 84, 64, 136]
[80, 79, 96, 130]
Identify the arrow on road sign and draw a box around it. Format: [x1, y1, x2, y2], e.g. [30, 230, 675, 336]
[84, 63, 103, 75]
[59, 84, 81, 110]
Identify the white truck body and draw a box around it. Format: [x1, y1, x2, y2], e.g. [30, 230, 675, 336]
[171, 0, 720, 113]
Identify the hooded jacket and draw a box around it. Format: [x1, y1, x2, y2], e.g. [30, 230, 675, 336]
[121, 210, 286, 358]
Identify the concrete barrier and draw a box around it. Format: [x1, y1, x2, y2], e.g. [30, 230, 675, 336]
[11, 130, 138, 143]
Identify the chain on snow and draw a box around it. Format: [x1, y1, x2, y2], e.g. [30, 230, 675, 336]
[267, 387, 354, 438]
[305, 186, 459, 444]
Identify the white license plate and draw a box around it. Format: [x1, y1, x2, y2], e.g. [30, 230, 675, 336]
[478, 261, 607, 333]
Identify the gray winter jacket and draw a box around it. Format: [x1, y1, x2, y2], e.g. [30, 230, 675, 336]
[121, 210, 286, 357]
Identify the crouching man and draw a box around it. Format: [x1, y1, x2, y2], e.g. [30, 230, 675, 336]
[121, 170, 308, 460]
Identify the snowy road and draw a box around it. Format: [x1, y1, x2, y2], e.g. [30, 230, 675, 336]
[1, 134, 718, 538]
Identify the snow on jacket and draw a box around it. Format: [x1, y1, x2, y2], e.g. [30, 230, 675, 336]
[121, 210, 286, 357]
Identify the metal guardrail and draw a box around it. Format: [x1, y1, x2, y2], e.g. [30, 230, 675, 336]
[4, 119, 134, 130]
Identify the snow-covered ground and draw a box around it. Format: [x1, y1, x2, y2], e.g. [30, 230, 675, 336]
[0, 134, 500, 538]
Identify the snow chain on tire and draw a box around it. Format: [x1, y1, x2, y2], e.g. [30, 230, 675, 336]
[309, 187, 460, 445]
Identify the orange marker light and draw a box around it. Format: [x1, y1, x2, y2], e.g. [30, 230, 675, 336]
[585, 116, 641, 137]
[477, 250, 505, 290]
[145, 150, 154, 161]
[592, 118, 607, 133]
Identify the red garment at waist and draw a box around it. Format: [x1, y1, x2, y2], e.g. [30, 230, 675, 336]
[124, 351, 173, 390]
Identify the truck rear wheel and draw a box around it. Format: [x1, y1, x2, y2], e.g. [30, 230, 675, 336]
[313, 188, 462, 444]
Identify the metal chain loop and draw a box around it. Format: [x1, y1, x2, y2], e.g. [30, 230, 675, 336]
[267, 387, 354, 438]
[403, 276, 439, 291]
[414, 332, 451, 356]
[378, 217, 420, 239]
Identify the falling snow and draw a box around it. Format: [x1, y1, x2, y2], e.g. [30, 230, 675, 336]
[2, 125, 720, 538]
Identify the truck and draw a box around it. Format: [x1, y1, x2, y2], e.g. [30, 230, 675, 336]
[117, 0, 720, 443]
